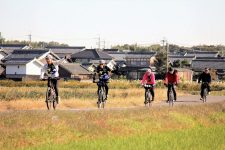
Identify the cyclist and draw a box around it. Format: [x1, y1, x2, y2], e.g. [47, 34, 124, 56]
[40, 55, 66, 104]
[198, 68, 211, 100]
[93, 60, 112, 101]
[141, 68, 156, 102]
[164, 67, 179, 102]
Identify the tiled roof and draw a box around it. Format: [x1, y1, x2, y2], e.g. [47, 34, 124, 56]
[59, 63, 91, 75]
[192, 59, 225, 70]
[4, 49, 49, 65]
[71, 49, 112, 60]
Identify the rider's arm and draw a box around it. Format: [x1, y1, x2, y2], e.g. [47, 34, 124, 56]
[198, 73, 202, 83]
[164, 73, 168, 84]
[40, 66, 47, 79]
[209, 74, 212, 84]
[141, 72, 147, 85]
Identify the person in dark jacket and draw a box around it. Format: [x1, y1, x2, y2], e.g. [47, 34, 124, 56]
[198, 68, 211, 100]
[93, 60, 111, 101]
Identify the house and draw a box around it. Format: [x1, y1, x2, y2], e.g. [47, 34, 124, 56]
[169, 56, 196, 66]
[59, 63, 92, 81]
[4, 49, 62, 81]
[191, 59, 225, 80]
[0, 44, 30, 54]
[185, 51, 219, 58]
[71, 49, 112, 65]
[122, 52, 157, 80]
[175, 68, 193, 81]
[46, 46, 85, 59]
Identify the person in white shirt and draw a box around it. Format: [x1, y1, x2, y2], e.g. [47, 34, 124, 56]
[40, 55, 66, 103]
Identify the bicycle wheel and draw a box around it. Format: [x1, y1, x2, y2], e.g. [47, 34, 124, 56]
[53, 95, 57, 110]
[203, 88, 208, 103]
[46, 89, 52, 110]
[147, 91, 151, 107]
[98, 88, 103, 108]
[169, 91, 174, 107]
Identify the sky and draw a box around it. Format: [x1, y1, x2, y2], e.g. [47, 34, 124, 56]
[1, 0, 225, 48]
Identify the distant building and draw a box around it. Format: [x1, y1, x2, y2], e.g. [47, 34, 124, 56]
[192, 59, 225, 80]
[0, 44, 30, 54]
[59, 63, 92, 81]
[71, 49, 112, 65]
[185, 51, 219, 58]
[4, 49, 63, 81]
[46, 46, 85, 59]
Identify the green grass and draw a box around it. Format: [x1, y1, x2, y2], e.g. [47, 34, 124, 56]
[31, 125, 225, 150]
[0, 102, 225, 150]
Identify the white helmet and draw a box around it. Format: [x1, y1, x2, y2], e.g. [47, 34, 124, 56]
[99, 60, 105, 64]
[45, 54, 53, 60]
[147, 69, 152, 73]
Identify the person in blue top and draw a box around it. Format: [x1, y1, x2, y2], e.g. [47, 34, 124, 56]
[93, 60, 111, 101]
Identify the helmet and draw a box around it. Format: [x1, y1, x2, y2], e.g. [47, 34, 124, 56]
[147, 69, 152, 73]
[99, 60, 105, 64]
[45, 55, 53, 60]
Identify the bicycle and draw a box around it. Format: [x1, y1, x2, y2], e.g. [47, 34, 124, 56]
[144, 84, 153, 107]
[96, 79, 107, 109]
[201, 82, 209, 103]
[167, 83, 175, 107]
[45, 77, 58, 110]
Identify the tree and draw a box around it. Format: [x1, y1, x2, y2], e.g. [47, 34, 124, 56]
[173, 60, 181, 68]
[155, 51, 167, 79]
[181, 59, 190, 67]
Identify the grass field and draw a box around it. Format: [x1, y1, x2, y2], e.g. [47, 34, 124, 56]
[0, 101, 225, 150]
[0, 80, 225, 150]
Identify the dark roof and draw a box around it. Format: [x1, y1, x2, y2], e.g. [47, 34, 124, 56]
[71, 49, 112, 60]
[0, 44, 27, 54]
[192, 59, 225, 70]
[195, 57, 225, 60]
[47, 46, 85, 58]
[46, 46, 85, 49]
[0, 44, 27, 48]
[0, 50, 8, 57]
[59, 63, 91, 75]
[103, 49, 119, 52]
[185, 51, 219, 58]
[4, 49, 49, 65]
[125, 52, 156, 59]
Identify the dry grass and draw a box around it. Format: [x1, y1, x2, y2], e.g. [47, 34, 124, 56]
[0, 88, 186, 111]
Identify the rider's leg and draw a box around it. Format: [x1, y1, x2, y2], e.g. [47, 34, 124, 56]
[150, 87, 155, 101]
[52, 79, 59, 103]
[105, 83, 109, 100]
[172, 86, 177, 101]
[200, 84, 204, 98]
[208, 84, 211, 94]
[144, 88, 147, 103]
[167, 86, 170, 102]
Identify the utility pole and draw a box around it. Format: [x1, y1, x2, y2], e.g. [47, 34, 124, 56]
[161, 38, 169, 71]
[27, 33, 32, 46]
[103, 40, 106, 49]
[166, 42, 169, 72]
[96, 36, 101, 50]
[0, 32, 2, 44]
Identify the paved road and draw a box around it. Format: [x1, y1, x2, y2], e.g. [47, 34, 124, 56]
[1, 95, 225, 112]
[61, 95, 225, 112]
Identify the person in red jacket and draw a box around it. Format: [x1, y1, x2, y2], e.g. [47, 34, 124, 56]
[164, 67, 179, 102]
[141, 68, 156, 102]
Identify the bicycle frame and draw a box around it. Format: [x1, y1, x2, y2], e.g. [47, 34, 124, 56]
[144, 84, 153, 107]
[167, 83, 175, 107]
[97, 80, 107, 108]
[46, 78, 57, 110]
